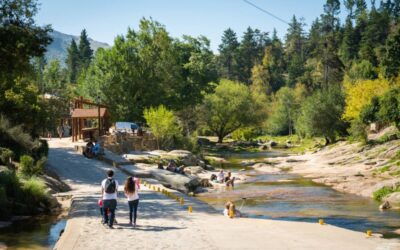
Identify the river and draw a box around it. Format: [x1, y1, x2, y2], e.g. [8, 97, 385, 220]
[0, 216, 66, 250]
[197, 151, 400, 238]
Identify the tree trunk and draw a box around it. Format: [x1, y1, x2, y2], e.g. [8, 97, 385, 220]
[325, 137, 331, 145]
[217, 135, 223, 143]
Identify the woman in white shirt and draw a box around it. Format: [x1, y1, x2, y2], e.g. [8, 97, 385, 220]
[124, 176, 140, 226]
[217, 170, 225, 183]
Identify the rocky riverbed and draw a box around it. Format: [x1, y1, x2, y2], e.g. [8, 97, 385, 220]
[252, 139, 400, 209]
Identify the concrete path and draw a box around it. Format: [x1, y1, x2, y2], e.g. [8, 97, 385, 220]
[48, 138, 400, 250]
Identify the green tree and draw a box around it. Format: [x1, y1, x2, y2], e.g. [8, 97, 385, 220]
[82, 18, 214, 122]
[66, 39, 80, 84]
[381, 27, 400, 79]
[78, 29, 93, 70]
[320, 0, 344, 86]
[285, 16, 306, 86]
[237, 27, 269, 84]
[217, 28, 240, 80]
[296, 85, 345, 144]
[0, 0, 52, 132]
[143, 105, 181, 149]
[201, 79, 260, 143]
[379, 87, 400, 129]
[43, 60, 65, 95]
[266, 86, 305, 135]
[346, 60, 377, 81]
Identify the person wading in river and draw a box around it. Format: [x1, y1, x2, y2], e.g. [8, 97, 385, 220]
[101, 170, 118, 229]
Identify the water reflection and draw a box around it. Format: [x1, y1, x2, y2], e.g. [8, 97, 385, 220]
[0, 216, 66, 250]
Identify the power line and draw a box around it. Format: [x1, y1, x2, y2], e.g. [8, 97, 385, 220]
[242, 0, 290, 25]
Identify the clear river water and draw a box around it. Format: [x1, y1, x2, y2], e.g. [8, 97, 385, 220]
[197, 151, 400, 238]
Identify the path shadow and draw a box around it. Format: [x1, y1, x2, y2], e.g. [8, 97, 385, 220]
[132, 225, 186, 232]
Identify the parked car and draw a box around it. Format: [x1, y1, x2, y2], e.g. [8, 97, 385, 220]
[115, 122, 139, 134]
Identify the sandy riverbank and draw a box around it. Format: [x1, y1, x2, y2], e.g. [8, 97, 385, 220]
[48, 138, 400, 249]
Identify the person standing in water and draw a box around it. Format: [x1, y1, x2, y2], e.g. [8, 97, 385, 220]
[124, 176, 140, 227]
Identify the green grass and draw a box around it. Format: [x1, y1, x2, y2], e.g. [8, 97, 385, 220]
[373, 186, 400, 202]
[256, 135, 325, 154]
[375, 165, 391, 173]
[280, 166, 293, 172]
[21, 177, 49, 204]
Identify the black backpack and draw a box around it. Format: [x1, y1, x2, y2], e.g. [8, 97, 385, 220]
[105, 179, 116, 194]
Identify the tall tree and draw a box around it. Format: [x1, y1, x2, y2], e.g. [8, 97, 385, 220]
[381, 27, 400, 79]
[340, 0, 358, 64]
[65, 39, 80, 84]
[201, 79, 260, 143]
[237, 27, 269, 84]
[320, 0, 344, 86]
[43, 60, 65, 95]
[0, 0, 52, 132]
[217, 28, 240, 80]
[78, 29, 93, 69]
[285, 16, 306, 86]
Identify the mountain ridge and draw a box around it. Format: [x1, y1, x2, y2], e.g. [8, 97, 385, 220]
[45, 30, 110, 65]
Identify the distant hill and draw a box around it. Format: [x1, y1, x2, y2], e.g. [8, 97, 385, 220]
[45, 30, 110, 65]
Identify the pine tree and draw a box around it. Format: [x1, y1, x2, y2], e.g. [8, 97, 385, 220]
[285, 15, 306, 86]
[320, 0, 344, 86]
[382, 27, 400, 79]
[340, 0, 358, 64]
[238, 27, 262, 84]
[340, 18, 358, 64]
[65, 39, 79, 83]
[217, 28, 240, 80]
[78, 29, 93, 69]
[354, 0, 367, 18]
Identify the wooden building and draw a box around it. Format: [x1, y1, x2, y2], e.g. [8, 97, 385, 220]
[71, 97, 110, 142]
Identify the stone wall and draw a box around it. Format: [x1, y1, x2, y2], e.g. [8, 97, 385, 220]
[100, 133, 157, 154]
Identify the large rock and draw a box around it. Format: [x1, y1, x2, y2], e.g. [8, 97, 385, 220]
[251, 163, 281, 173]
[150, 169, 200, 193]
[118, 164, 200, 193]
[167, 150, 198, 166]
[123, 153, 159, 164]
[384, 192, 400, 208]
[184, 166, 205, 175]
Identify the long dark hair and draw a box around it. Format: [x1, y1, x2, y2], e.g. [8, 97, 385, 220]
[124, 176, 135, 194]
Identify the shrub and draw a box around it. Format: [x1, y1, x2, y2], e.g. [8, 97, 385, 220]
[144, 105, 182, 149]
[0, 115, 35, 159]
[0, 147, 14, 165]
[19, 155, 35, 176]
[347, 120, 367, 143]
[32, 140, 49, 160]
[21, 177, 48, 203]
[232, 127, 258, 141]
[373, 186, 394, 202]
[379, 87, 400, 130]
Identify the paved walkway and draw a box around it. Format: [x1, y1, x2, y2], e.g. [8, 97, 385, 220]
[48, 138, 400, 250]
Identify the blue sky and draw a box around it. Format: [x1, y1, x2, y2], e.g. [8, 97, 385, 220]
[36, 0, 348, 51]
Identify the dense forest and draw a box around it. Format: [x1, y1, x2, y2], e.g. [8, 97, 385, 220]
[1, 0, 400, 149]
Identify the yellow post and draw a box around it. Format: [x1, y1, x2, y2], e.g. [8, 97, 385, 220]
[188, 206, 193, 213]
[366, 230, 372, 237]
[157, 187, 161, 192]
[229, 207, 235, 218]
[180, 198, 184, 205]
[319, 219, 324, 225]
